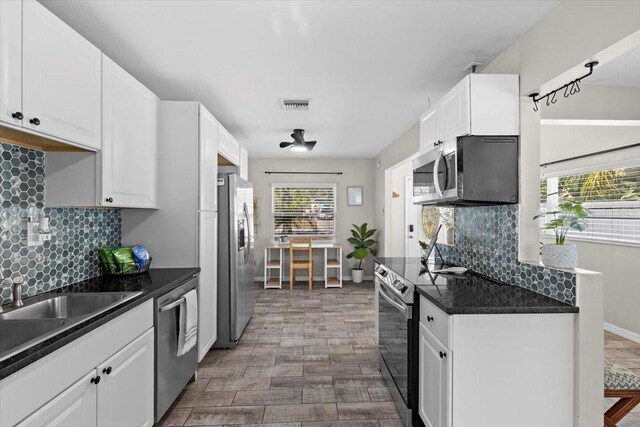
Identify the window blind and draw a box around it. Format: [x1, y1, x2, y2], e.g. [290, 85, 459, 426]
[272, 184, 337, 237]
[540, 164, 640, 244]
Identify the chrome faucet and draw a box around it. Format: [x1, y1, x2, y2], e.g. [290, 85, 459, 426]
[10, 277, 24, 308]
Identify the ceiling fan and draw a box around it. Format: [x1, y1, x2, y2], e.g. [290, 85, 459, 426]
[279, 129, 317, 152]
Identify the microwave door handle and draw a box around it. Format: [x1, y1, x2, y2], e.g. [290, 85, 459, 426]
[433, 153, 444, 198]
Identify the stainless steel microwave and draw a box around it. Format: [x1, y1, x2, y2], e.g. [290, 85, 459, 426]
[412, 135, 519, 206]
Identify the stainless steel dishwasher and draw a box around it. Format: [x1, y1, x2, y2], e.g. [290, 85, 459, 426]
[155, 274, 199, 422]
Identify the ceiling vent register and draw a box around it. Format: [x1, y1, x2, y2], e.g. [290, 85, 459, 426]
[280, 98, 311, 111]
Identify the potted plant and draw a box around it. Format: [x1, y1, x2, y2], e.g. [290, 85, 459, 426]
[534, 198, 588, 269]
[346, 223, 377, 283]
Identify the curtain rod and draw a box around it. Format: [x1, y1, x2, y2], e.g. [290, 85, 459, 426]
[264, 171, 343, 175]
[540, 142, 640, 168]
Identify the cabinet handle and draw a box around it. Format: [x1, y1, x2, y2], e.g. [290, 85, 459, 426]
[29, 117, 40, 126]
[11, 112, 24, 120]
[90, 375, 101, 384]
[103, 366, 112, 375]
[439, 351, 447, 359]
[427, 316, 434, 322]
[105, 197, 113, 203]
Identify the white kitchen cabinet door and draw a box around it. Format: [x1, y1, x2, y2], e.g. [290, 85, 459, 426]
[198, 211, 218, 361]
[97, 329, 154, 427]
[17, 370, 98, 427]
[239, 145, 249, 180]
[22, 0, 101, 149]
[101, 55, 158, 208]
[0, 0, 23, 126]
[199, 105, 219, 212]
[420, 108, 439, 151]
[217, 125, 240, 166]
[419, 322, 451, 427]
[439, 76, 470, 141]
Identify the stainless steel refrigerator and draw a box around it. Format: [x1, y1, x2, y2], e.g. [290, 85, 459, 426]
[214, 173, 255, 348]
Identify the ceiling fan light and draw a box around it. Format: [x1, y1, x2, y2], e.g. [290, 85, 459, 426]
[290, 145, 307, 152]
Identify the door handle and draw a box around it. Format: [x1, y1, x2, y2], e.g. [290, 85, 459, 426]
[433, 153, 443, 198]
[376, 282, 411, 320]
[159, 297, 185, 312]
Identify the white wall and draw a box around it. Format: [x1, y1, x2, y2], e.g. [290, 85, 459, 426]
[373, 123, 420, 256]
[248, 157, 376, 280]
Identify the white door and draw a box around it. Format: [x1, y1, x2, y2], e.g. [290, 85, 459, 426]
[17, 370, 98, 427]
[405, 176, 421, 258]
[22, 0, 101, 149]
[199, 105, 218, 212]
[418, 322, 451, 427]
[198, 211, 218, 361]
[0, 0, 23, 126]
[439, 76, 470, 141]
[97, 329, 154, 427]
[101, 55, 158, 208]
[420, 108, 439, 151]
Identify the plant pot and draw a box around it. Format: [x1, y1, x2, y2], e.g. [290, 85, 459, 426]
[446, 228, 454, 245]
[351, 269, 364, 283]
[541, 244, 578, 269]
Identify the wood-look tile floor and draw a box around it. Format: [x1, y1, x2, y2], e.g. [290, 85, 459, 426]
[156, 281, 402, 427]
[605, 331, 640, 427]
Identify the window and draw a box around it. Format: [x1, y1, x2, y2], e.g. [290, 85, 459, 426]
[272, 183, 337, 237]
[540, 162, 640, 245]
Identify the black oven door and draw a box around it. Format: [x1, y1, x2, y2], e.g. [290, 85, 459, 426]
[377, 280, 412, 422]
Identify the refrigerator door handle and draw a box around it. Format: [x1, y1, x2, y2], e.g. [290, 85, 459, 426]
[243, 202, 251, 264]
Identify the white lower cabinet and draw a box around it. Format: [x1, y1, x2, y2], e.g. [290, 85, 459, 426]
[0, 300, 154, 427]
[97, 329, 154, 427]
[418, 295, 576, 427]
[418, 322, 451, 427]
[17, 371, 98, 427]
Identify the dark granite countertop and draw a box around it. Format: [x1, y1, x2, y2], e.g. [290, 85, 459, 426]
[374, 257, 578, 315]
[0, 268, 200, 380]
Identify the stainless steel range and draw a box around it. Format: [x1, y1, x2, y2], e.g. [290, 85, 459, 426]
[375, 262, 417, 427]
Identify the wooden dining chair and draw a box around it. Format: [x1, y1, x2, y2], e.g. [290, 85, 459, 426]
[289, 237, 313, 291]
[604, 360, 640, 427]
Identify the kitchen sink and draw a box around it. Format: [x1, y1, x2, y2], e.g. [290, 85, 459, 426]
[0, 293, 139, 320]
[0, 291, 142, 361]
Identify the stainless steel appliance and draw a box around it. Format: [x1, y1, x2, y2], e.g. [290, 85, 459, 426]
[155, 274, 199, 422]
[412, 135, 519, 206]
[376, 262, 417, 426]
[214, 173, 255, 348]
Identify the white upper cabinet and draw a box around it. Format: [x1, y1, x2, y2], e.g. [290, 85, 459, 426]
[239, 145, 249, 180]
[420, 108, 439, 150]
[0, 0, 23, 126]
[199, 105, 219, 212]
[419, 74, 519, 152]
[217, 124, 240, 166]
[439, 77, 471, 141]
[101, 54, 158, 208]
[22, 0, 101, 150]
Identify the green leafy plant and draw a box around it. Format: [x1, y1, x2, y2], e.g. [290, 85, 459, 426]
[534, 197, 589, 245]
[346, 223, 378, 270]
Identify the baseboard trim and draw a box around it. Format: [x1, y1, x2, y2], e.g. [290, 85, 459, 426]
[254, 275, 373, 282]
[605, 322, 640, 344]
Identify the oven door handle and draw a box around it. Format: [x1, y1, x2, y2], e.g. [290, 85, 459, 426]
[433, 152, 444, 198]
[377, 282, 412, 320]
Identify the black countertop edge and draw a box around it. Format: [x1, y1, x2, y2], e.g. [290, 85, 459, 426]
[414, 285, 579, 315]
[0, 268, 200, 381]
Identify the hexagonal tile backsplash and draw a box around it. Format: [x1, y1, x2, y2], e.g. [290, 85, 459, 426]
[436, 205, 576, 305]
[0, 142, 121, 305]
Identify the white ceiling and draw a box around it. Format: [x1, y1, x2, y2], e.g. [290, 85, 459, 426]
[41, 0, 557, 158]
[585, 45, 640, 88]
